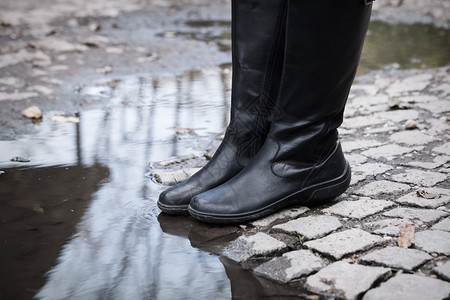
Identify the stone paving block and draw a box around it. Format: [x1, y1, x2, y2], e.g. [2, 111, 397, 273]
[382, 207, 448, 223]
[391, 169, 447, 187]
[427, 119, 450, 135]
[433, 142, 450, 156]
[395, 189, 450, 208]
[389, 130, 438, 146]
[416, 100, 450, 114]
[304, 229, 387, 260]
[272, 215, 342, 240]
[355, 180, 410, 197]
[431, 217, 450, 232]
[152, 167, 201, 185]
[361, 144, 417, 160]
[365, 125, 398, 134]
[415, 230, 450, 255]
[157, 155, 197, 167]
[400, 95, 439, 103]
[223, 232, 287, 262]
[322, 199, 394, 219]
[406, 155, 450, 169]
[254, 250, 324, 283]
[434, 261, 450, 281]
[386, 73, 433, 96]
[341, 139, 385, 152]
[352, 163, 393, 177]
[305, 261, 390, 300]
[359, 247, 432, 271]
[365, 218, 413, 236]
[346, 153, 368, 165]
[351, 174, 367, 185]
[250, 207, 309, 228]
[363, 273, 450, 300]
[374, 109, 420, 123]
[341, 116, 384, 129]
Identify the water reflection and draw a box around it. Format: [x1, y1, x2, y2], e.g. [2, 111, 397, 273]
[0, 67, 235, 299]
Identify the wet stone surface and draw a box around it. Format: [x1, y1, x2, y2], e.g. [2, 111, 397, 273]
[254, 250, 324, 283]
[272, 215, 343, 240]
[359, 246, 432, 271]
[363, 274, 450, 300]
[305, 261, 391, 300]
[304, 229, 388, 260]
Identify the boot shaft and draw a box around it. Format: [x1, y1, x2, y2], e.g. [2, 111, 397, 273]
[270, 0, 372, 166]
[229, 0, 288, 163]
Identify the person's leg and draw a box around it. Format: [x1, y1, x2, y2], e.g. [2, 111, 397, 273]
[189, 0, 373, 223]
[158, 0, 287, 215]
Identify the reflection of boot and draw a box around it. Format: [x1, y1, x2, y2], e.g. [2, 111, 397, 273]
[158, 0, 288, 215]
[189, 0, 373, 224]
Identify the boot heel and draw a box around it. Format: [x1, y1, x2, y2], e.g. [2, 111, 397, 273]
[306, 162, 351, 204]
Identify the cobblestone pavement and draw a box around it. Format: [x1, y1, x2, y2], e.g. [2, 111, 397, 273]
[154, 66, 450, 299]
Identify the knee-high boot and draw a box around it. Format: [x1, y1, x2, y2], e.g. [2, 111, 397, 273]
[189, 0, 373, 223]
[158, 0, 288, 215]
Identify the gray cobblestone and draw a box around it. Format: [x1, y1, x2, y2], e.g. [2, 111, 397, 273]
[434, 261, 450, 281]
[342, 139, 386, 152]
[363, 273, 450, 300]
[359, 247, 432, 271]
[356, 180, 411, 196]
[305, 229, 388, 260]
[152, 167, 201, 185]
[374, 109, 420, 123]
[365, 218, 413, 236]
[305, 261, 391, 300]
[395, 189, 450, 208]
[405, 155, 450, 169]
[389, 130, 438, 145]
[346, 153, 368, 165]
[342, 116, 384, 129]
[361, 144, 418, 160]
[433, 142, 450, 155]
[250, 207, 309, 228]
[272, 215, 342, 240]
[382, 207, 448, 223]
[223, 232, 287, 262]
[322, 199, 394, 219]
[391, 169, 448, 187]
[254, 250, 324, 283]
[353, 163, 393, 178]
[415, 230, 450, 255]
[416, 100, 450, 114]
[431, 217, 450, 232]
[385, 73, 433, 96]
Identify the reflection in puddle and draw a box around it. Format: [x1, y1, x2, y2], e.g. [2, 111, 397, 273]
[1, 67, 237, 299]
[0, 20, 449, 299]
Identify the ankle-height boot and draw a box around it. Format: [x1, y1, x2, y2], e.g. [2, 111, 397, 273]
[189, 0, 373, 223]
[158, 0, 288, 215]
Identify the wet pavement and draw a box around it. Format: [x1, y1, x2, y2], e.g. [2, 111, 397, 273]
[1, 0, 450, 299]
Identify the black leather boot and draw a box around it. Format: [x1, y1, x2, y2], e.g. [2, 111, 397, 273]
[189, 0, 372, 223]
[158, 0, 288, 215]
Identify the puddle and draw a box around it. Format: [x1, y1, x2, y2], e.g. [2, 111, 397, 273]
[182, 19, 450, 72]
[0, 20, 449, 299]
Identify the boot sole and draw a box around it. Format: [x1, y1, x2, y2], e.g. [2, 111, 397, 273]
[157, 201, 190, 216]
[188, 162, 351, 224]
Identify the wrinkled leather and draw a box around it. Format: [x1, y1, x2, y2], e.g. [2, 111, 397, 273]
[189, 0, 372, 223]
[158, 0, 288, 214]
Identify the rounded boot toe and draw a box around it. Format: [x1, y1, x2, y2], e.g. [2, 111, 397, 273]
[157, 186, 190, 215]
